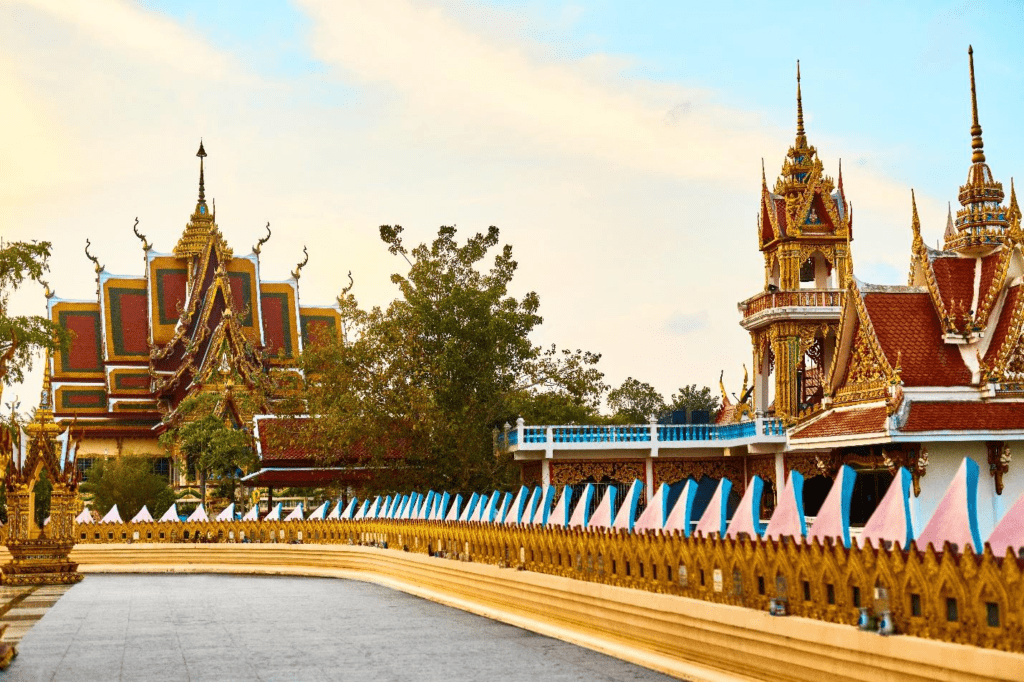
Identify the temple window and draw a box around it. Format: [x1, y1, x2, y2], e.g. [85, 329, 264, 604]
[76, 458, 94, 481]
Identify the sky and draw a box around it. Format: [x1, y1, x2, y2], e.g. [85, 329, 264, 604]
[3, 0, 1024, 414]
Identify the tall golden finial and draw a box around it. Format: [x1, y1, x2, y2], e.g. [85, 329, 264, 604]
[196, 139, 208, 203]
[1010, 178, 1021, 221]
[911, 189, 923, 252]
[761, 158, 767, 188]
[968, 46, 985, 164]
[795, 60, 806, 147]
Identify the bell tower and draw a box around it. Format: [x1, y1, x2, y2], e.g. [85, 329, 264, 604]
[739, 63, 853, 421]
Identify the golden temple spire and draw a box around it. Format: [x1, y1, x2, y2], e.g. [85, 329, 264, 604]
[944, 202, 956, 242]
[968, 46, 985, 164]
[1010, 178, 1021, 221]
[795, 60, 806, 148]
[761, 158, 767, 188]
[197, 139, 208, 204]
[911, 189, 923, 252]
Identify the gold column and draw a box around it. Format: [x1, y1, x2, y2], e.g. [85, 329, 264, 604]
[772, 329, 800, 420]
[779, 243, 801, 290]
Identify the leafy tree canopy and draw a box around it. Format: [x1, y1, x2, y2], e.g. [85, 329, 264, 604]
[607, 377, 666, 423]
[667, 384, 721, 418]
[79, 456, 177, 521]
[166, 412, 257, 505]
[296, 225, 606, 494]
[0, 239, 71, 389]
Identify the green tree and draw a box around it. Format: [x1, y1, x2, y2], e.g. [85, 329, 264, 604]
[170, 414, 257, 505]
[79, 456, 177, 521]
[667, 384, 721, 420]
[0, 239, 72, 392]
[607, 377, 666, 423]
[294, 225, 605, 494]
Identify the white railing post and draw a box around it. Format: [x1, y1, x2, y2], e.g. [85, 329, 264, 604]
[545, 426, 554, 459]
[649, 418, 659, 458]
[516, 417, 525, 447]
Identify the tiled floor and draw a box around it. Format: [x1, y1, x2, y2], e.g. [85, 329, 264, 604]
[3, 574, 679, 681]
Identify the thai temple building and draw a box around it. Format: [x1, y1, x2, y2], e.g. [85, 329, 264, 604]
[46, 141, 344, 490]
[508, 48, 1024, 541]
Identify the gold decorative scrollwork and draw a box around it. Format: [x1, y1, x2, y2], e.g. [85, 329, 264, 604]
[785, 454, 822, 481]
[653, 459, 744, 488]
[550, 460, 645, 487]
[520, 461, 543, 487]
[746, 457, 777, 487]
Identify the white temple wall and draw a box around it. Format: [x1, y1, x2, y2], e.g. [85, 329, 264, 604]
[998, 449, 1024, 522]
[919, 441, 1000, 542]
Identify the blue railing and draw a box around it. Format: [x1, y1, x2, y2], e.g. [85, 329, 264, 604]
[507, 418, 786, 448]
[658, 421, 756, 441]
[551, 425, 651, 443]
[524, 427, 547, 444]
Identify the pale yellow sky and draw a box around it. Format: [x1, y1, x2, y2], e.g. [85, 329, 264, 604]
[1, 0, 951, 414]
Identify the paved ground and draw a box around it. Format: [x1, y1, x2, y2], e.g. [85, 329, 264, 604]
[3, 574, 679, 681]
[0, 585, 74, 646]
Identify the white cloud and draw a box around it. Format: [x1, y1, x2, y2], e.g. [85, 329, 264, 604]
[664, 311, 709, 335]
[0, 0, 957, 412]
[11, 0, 232, 79]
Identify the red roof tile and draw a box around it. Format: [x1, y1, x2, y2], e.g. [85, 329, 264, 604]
[775, 198, 787, 236]
[984, 284, 1022, 365]
[978, 252, 1001, 310]
[258, 418, 369, 462]
[790, 404, 888, 440]
[862, 292, 972, 386]
[902, 402, 1024, 432]
[930, 256, 976, 319]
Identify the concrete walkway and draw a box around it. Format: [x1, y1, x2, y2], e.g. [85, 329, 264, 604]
[0, 585, 74, 647]
[3, 574, 680, 681]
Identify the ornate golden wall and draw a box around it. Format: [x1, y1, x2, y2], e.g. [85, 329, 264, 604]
[57, 517, 1024, 653]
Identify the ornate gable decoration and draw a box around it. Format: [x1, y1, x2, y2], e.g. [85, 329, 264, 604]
[832, 280, 899, 406]
[986, 288, 1024, 384]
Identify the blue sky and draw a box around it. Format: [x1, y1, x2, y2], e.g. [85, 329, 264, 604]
[147, 0, 1024, 200]
[4, 0, 1024, 410]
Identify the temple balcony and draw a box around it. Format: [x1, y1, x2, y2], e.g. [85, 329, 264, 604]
[738, 288, 843, 331]
[499, 417, 787, 458]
